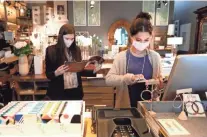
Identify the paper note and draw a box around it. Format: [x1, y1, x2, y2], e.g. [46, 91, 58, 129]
[183, 94, 206, 117]
[158, 119, 190, 136]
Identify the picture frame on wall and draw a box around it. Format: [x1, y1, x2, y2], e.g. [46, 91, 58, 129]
[43, 6, 52, 24]
[88, 0, 100, 26]
[142, 1, 155, 26]
[32, 6, 41, 25]
[73, 1, 86, 26]
[54, 1, 68, 22]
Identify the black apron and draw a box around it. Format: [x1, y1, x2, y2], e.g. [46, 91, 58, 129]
[126, 50, 153, 107]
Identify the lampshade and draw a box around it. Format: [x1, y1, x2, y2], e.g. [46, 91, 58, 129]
[167, 37, 183, 45]
[167, 24, 175, 36]
[155, 37, 161, 41]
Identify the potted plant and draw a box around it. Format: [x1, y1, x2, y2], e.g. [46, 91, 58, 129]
[13, 40, 33, 76]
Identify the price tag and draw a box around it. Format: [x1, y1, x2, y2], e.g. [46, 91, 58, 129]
[183, 94, 206, 117]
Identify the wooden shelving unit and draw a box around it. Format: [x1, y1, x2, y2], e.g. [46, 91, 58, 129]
[16, 16, 32, 40]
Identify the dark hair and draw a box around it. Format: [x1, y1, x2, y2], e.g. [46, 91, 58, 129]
[0, 26, 4, 32]
[56, 24, 81, 64]
[130, 12, 153, 36]
[0, 21, 6, 32]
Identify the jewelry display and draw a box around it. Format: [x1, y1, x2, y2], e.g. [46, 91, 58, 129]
[184, 94, 205, 116]
[172, 93, 187, 120]
[173, 92, 206, 120]
[140, 79, 163, 116]
[140, 80, 163, 101]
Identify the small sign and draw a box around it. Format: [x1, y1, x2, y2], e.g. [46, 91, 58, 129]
[176, 88, 192, 95]
[158, 119, 190, 136]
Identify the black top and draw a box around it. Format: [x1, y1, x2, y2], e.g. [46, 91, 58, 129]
[0, 39, 11, 51]
[45, 45, 95, 100]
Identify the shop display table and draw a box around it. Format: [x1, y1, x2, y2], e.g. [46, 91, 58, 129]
[0, 101, 85, 137]
[0, 118, 95, 137]
[138, 101, 207, 137]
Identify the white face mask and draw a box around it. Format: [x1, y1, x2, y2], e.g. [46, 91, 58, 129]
[64, 38, 73, 48]
[132, 40, 149, 51]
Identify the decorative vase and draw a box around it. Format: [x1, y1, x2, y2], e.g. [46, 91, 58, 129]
[18, 55, 29, 76]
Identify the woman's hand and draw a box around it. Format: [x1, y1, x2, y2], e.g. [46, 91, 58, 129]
[84, 60, 101, 73]
[158, 78, 164, 89]
[54, 65, 69, 77]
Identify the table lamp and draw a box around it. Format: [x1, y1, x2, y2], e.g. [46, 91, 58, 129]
[167, 37, 183, 56]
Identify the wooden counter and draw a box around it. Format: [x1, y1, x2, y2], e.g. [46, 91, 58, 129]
[9, 73, 114, 107]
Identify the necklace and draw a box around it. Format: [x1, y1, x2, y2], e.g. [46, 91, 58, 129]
[127, 50, 146, 74]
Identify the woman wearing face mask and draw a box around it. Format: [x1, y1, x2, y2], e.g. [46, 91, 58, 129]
[106, 12, 162, 108]
[45, 24, 96, 100]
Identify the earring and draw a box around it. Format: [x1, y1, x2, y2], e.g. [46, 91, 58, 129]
[173, 94, 182, 108]
[141, 84, 151, 101]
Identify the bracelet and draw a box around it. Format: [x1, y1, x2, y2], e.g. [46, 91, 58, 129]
[192, 101, 205, 115]
[184, 101, 199, 115]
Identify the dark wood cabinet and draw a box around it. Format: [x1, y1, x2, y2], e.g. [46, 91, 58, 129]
[194, 6, 207, 53]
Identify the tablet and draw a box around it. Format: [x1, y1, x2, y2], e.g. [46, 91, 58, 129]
[64, 61, 88, 72]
